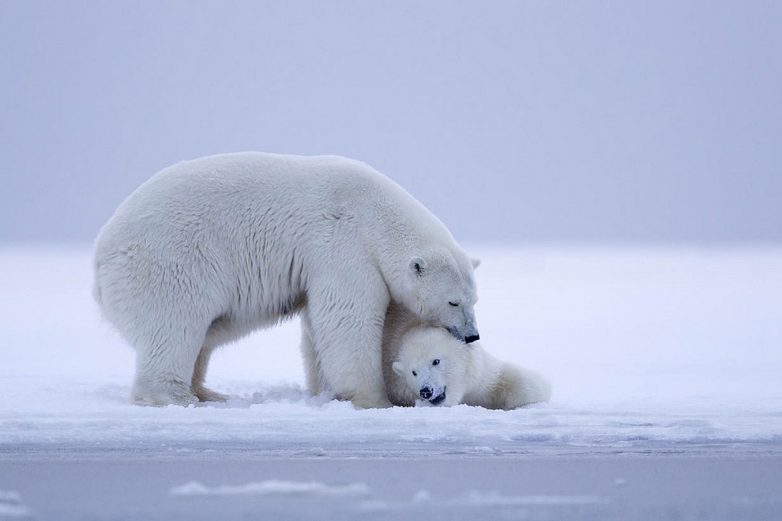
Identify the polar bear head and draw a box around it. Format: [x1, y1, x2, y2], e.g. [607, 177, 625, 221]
[392, 327, 469, 407]
[400, 249, 480, 344]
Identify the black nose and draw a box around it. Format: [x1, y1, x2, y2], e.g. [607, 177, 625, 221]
[464, 334, 480, 344]
[419, 387, 433, 400]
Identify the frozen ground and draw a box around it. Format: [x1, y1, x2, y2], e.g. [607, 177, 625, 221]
[1, 245, 781, 520]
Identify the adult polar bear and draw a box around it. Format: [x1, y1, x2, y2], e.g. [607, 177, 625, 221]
[94, 152, 480, 408]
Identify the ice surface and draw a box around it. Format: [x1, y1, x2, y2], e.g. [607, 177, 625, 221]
[460, 491, 611, 506]
[170, 480, 370, 497]
[1, 245, 780, 454]
[0, 490, 32, 518]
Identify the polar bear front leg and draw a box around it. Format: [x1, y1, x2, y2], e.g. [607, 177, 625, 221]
[306, 286, 391, 409]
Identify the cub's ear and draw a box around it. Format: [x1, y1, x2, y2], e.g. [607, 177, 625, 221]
[471, 257, 481, 269]
[409, 256, 425, 276]
[392, 361, 405, 376]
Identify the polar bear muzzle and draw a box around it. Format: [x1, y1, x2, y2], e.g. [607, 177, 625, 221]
[446, 326, 480, 344]
[429, 387, 447, 405]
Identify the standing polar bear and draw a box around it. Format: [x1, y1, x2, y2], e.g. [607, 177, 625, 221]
[387, 327, 551, 409]
[94, 152, 480, 408]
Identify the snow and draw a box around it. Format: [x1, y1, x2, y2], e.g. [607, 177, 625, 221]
[1, 244, 780, 455]
[0, 245, 780, 521]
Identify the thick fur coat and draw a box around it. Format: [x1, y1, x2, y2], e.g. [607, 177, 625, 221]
[385, 319, 552, 410]
[94, 152, 479, 407]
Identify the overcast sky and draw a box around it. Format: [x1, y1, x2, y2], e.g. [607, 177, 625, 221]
[1, 1, 780, 244]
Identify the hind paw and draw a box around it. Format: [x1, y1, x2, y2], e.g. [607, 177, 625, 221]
[194, 386, 229, 403]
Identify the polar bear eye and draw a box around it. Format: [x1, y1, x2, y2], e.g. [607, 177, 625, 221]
[412, 370, 417, 376]
[448, 301, 459, 307]
[432, 359, 440, 366]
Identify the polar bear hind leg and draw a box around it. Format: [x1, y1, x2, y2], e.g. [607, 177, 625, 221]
[492, 365, 552, 410]
[191, 346, 229, 402]
[298, 311, 322, 395]
[131, 332, 203, 407]
[97, 257, 208, 406]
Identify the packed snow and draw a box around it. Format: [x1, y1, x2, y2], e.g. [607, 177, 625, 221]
[1, 245, 781, 455]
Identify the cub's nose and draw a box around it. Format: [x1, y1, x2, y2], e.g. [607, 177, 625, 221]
[419, 387, 433, 400]
[464, 334, 480, 344]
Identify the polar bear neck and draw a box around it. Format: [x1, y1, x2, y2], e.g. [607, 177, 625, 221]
[352, 170, 461, 283]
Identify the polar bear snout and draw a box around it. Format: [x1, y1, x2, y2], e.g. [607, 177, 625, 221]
[446, 326, 480, 344]
[429, 387, 447, 405]
[418, 385, 446, 404]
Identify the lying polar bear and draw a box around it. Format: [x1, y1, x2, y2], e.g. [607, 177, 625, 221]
[384, 320, 551, 409]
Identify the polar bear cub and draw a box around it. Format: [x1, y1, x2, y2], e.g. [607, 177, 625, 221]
[387, 327, 551, 409]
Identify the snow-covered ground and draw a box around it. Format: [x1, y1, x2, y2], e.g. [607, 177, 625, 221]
[1, 245, 780, 451]
[1, 245, 781, 520]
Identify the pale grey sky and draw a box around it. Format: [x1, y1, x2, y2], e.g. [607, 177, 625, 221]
[1, 1, 780, 244]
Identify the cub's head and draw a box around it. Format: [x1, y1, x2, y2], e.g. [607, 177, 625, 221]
[402, 248, 480, 344]
[392, 328, 465, 407]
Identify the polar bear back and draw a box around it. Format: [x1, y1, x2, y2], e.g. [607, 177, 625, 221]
[95, 152, 461, 331]
[96, 152, 455, 266]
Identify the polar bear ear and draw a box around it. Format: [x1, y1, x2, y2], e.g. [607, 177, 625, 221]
[392, 361, 405, 376]
[471, 258, 481, 269]
[409, 256, 426, 276]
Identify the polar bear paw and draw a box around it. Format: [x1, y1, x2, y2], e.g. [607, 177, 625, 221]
[194, 386, 229, 403]
[349, 395, 393, 410]
[131, 379, 199, 407]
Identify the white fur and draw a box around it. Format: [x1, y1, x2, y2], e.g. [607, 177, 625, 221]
[93, 152, 479, 408]
[386, 326, 552, 410]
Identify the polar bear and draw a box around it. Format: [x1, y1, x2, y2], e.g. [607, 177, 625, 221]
[385, 325, 551, 409]
[93, 152, 480, 408]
